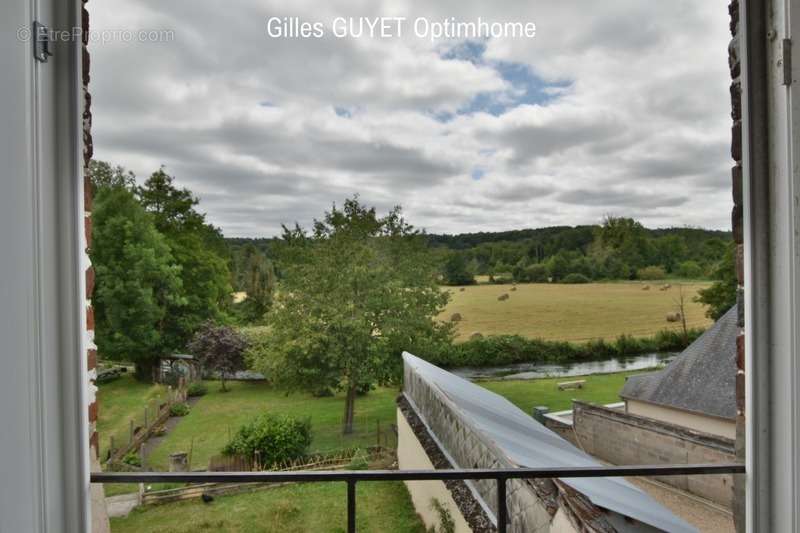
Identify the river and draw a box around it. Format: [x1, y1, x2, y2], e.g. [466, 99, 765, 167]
[451, 351, 677, 381]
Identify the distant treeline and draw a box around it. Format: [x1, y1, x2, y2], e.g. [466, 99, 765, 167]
[430, 218, 731, 285]
[228, 218, 732, 288]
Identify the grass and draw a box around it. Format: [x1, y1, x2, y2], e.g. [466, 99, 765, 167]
[96, 373, 169, 496]
[146, 369, 647, 471]
[97, 373, 167, 460]
[109, 481, 425, 533]
[442, 281, 712, 342]
[100, 368, 645, 520]
[480, 369, 652, 413]
[146, 381, 401, 471]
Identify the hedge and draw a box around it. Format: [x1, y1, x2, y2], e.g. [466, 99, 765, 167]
[424, 328, 704, 368]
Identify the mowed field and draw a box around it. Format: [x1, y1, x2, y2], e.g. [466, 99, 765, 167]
[442, 281, 713, 342]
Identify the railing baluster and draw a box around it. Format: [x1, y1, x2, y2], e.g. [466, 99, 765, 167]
[497, 477, 507, 533]
[347, 479, 357, 533]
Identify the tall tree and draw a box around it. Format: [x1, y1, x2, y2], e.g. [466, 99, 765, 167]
[235, 244, 276, 323]
[188, 322, 248, 392]
[138, 169, 232, 350]
[90, 185, 183, 381]
[696, 242, 737, 320]
[441, 252, 475, 286]
[251, 197, 453, 434]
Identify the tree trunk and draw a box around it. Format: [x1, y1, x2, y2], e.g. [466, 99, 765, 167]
[342, 385, 357, 434]
[220, 371, 227, 392]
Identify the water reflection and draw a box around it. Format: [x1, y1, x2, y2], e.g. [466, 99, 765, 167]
[451, 352, 677, 381]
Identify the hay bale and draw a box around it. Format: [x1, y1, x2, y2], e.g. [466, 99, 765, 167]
[665, 312, 682, 322]
[469, 332, 483, 341]
[642, 285, 650, 291]
[459, 287, 466, 292]
[450, 313, 463, 322]
[498, 293, 510, 301]
[510, 286, 517, 292]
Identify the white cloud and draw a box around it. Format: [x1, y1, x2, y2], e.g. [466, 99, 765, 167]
[88, 0, 733, 236]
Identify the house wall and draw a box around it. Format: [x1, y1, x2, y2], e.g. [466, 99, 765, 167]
[625, 400, 736, 440]
[573, 402, 735, 507]
[396, 410, 473, 533]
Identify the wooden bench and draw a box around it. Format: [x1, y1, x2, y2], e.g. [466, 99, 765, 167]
[557, 379, 586, 391]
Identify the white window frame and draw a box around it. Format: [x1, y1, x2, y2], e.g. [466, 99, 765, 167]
[0, 0, 88, 531]
[2, 0, 800, 531]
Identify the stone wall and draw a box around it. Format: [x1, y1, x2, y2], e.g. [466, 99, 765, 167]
[404, 366, 558, 532]
[397, 409, 475, 533]
[572, 401, 735, 507]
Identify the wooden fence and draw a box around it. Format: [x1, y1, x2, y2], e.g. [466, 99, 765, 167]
[144, 447, 395, 506]
[208, 446, 393, 472]
[106, 384, 188, 465]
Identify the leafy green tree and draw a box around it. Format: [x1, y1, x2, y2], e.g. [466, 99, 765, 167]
[545, 252, 570, 281]
[591, 216, 654, 275]
[90, 185, 183, 381]
[87, 159, 136, 192]
[138, 169, 232, 350]
[696, 242, 737, 319]
[235, 244, 276, 323]
[654, 235, 689, 273]
[676, 260, 704, 279]
[442, 252, 475, 285]
[251, 197, 453, 434]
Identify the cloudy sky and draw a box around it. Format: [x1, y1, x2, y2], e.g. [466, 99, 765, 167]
[88, 1, 732, 237]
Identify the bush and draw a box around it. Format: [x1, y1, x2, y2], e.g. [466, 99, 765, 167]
[169, 403, 190, 417]
[561, 273, 590, 284]
[347, 449, 370, 470]
[637, 265, 667, 280]
[525, 264, 550, 283]
[425, 329, 704, 368]
[122, 451, 141, 468]
[223, 413, 312, 467]
[187, 382, 208, 397]
[675, 260, 704, 279]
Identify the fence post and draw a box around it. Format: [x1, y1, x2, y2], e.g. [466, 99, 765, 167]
[347, 480, 357, 533]
[129, 419, 134, 444]
[496, 477, 507, 533]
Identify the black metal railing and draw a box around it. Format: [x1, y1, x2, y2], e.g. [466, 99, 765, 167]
[92, 463, 744, 533]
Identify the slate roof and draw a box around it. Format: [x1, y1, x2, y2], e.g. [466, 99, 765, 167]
[620, 305, 738, 420]
[403, 352, 697, 533]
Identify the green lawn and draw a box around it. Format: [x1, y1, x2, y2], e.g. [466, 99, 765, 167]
[480, 369, 651, 413]
[442, 281, 712, 342]
[146, 381, 401, 471]
[146, 368, 649, 471]
[97, 373, 167, 460]
[110, 481, 425, 533]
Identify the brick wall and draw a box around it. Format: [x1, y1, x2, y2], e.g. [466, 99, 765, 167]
[572, 402, 736, 507]
[727, 0, 745, 529]
[82, 0, 98, 459]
